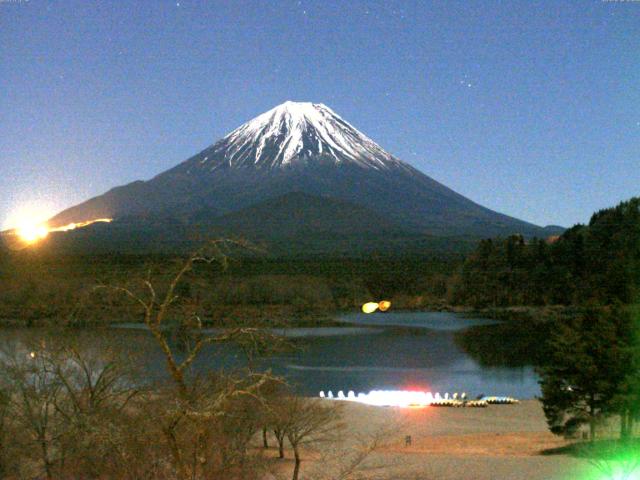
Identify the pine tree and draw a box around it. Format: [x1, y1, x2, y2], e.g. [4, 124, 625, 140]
[538, 307, 631, 441]
[611, 304, 640, 440]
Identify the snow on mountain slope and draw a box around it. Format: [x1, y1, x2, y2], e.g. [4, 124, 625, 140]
[186, 101, 410, 171]
[48, 100, 553, 241]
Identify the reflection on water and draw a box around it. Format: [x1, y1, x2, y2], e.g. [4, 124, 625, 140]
[275, 325, 539, 398]
[113, 323, 381, 338]
[0, 311, 543, 398]
[454, 319, 552, 368]
[338, 311, 499, 330]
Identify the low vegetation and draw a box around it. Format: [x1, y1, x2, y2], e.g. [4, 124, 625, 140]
[0, 199, 638, 478]
[0, 247, 461, 327]
[0, 244, 386, 479]
[3, 197, 639, 329]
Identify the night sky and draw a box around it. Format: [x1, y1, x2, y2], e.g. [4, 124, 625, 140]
[1, 0, 639, 230]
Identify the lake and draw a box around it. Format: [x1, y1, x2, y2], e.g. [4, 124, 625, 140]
[266, 311, 540, 398]
[1, 311, 542, 399]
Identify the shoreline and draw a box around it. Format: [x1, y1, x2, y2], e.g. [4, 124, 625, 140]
[297, 399, 593, 480]
[0, 304, 582, 329]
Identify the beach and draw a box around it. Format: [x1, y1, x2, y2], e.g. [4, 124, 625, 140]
[269, 400, 593, 480]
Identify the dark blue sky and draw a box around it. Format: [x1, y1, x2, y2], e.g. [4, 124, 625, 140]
[1, 0, 638, 229]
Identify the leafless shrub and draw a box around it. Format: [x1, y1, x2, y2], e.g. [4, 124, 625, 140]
[303, 422, 401, 480]
[0, 337, 141, 479]
[272, 396, 345, 480]
[0, 240, 320, 479]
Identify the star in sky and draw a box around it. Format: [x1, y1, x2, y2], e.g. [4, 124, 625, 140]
[2, 0, 637, 229]
[458, 74, 474, 88]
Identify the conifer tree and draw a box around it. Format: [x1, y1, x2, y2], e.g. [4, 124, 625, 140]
[538, 307, 632, 441]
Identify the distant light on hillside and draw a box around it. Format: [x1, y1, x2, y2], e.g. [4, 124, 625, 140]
[50, 218, 113, 233]
[17, 221, 49, 244]
[3, 214, 113, 248]
[3, 205, 54, 243]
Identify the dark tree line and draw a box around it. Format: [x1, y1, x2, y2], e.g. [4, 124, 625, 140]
[0, 247, 462, 326]
[452, 198, 640, 447]
[453, 197, 640, 308]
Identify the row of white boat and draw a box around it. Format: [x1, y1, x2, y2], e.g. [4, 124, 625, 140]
[318, 389, 519, 408]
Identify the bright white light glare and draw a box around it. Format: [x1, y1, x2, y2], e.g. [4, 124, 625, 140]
[361, 302, 379, 314]
[3, 205, 53, 244]
[3, 205, 54, 232]
[320, 389, 435, 407]
[6, 215, 113, 246]
[318, 390, 518, 408]
[17, 222, 49, 243]
[360, 390, 435, 407]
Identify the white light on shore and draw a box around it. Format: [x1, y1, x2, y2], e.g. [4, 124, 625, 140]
[319, 390, 517, 408]
[322, 389, 435, 407]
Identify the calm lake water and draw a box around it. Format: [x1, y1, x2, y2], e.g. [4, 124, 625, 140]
[269, 311, 540, 398]
[2, 311, 541, 399]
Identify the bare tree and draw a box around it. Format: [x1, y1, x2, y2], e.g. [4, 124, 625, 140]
[0, 334, 145, 479]
[272, 412, 288, 459]
[277, 397, 344, 480]
[100, 240, 285, 480]
[0, 345, 64, 479]
[309, 424, 400, 480]
[50, 342, 141, 477]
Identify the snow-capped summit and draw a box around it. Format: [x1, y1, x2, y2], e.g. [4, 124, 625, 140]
[192, 101, 407, 171]
[49, 101, 555, 243]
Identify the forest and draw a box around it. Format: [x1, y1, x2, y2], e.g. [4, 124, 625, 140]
[452, 197, 640, 308]
[0, 197, 638, 326]
[452, 198, 640, 449]
[0, 247, 460, 327]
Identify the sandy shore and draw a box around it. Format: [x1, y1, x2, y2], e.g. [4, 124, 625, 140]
[267, 400, 594, 479]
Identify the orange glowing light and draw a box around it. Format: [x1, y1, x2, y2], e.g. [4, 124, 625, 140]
[378, 300, 391, 312]
[49, 218, 113, 233]
[16, 221, 49, 244]
[9, 217, 113, 245]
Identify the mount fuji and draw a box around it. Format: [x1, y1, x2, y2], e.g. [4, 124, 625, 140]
[48, 101, 560, 253]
